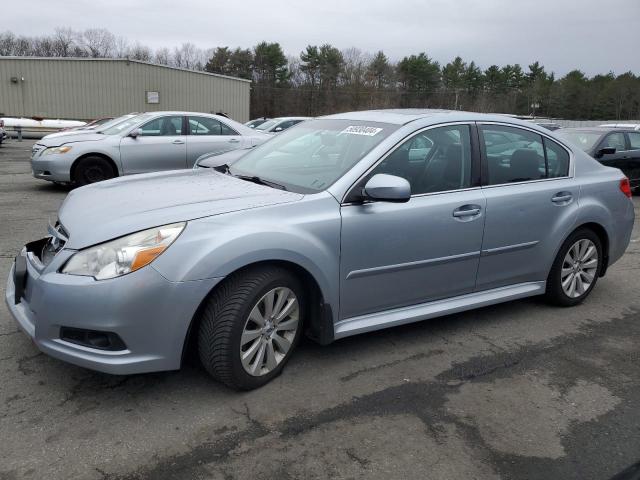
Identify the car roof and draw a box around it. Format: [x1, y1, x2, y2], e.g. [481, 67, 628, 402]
[322, 109, 543, 126]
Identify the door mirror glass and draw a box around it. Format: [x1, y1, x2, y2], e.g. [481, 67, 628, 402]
[363, 174, 411, 203]
[595, 146, 616, 158]
[129, 128, 142, 139]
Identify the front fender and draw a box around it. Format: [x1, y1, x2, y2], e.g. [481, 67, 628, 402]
[152, 194, 342, 315]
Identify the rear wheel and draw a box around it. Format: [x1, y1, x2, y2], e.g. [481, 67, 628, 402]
[197, 266, 304, 390]
[73, 156, 115, 186]
[545, 229, 602, 306]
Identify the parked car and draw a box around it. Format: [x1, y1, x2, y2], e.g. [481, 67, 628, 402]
[556, 127, 640, 192]
[42, 114, 138, 140]
[0, 119, 6, 145]
[194, 146, 253, 169]
[30, 112, 269, 185]
[253, 116, 310, 134]
[245, 118, 271, 129]
[6, 110, 634, 390]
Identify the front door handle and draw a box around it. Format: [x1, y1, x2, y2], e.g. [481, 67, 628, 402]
[551, 192, 573, 204]
[452, 205, 482, 218]
[228, 138, 240, 143]
[172, 139, 185, 145]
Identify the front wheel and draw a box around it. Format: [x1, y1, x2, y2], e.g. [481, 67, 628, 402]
[545, 229, 602, 306]
[197, 266, 305, 390]
[73, 156, 116, 186]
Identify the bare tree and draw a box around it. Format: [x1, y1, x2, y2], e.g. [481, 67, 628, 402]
[79, 28, 116, 58]
[0, 31, 17, 56]
[51, 28, 77, 57]
[154, 47, 171, 65]
[128, 42, 152, 62]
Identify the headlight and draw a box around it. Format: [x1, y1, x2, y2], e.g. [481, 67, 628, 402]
[43, 146, 73, 155]
[61, 223, 185, 280]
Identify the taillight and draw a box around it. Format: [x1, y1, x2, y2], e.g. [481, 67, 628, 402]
[0, 119, 4, 128]
[620, 178, 632, 198]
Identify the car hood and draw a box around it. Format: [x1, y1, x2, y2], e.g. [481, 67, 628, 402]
[42, 128, 96, 140]
[58, 169, 303, 249]
[39, 132, 108, 147]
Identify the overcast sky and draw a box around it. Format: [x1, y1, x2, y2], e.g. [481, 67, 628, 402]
[4, 0, 639, 76]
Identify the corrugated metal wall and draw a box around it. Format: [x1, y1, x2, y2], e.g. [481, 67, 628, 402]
[0, 58, 250, 122]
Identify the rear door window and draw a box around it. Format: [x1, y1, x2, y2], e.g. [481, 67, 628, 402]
[480, 125, 570, 184]
[188, 116, 238, 136]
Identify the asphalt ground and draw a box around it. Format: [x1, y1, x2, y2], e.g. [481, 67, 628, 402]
[1, 138, 639, 480]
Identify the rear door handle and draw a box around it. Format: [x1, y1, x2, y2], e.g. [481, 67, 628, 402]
[228, 138, 240, 143]
[172, 139, 185, 145]
[551, 192, 573, 204]
[452, 205, 482, 218]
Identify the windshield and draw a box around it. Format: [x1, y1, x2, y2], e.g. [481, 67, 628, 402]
[246, 119, 269, 128]
[255, 119, 279, 131]
[230, 119, 399, 193]
[555, 131, 602, 151]
[101, 113, 153, 135]
[94, 114, 136, 132]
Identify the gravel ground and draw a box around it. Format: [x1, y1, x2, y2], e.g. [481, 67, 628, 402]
[1, 138, 639, 480]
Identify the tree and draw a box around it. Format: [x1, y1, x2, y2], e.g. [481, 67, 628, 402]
[252, 42, 289, 117]
[229, 48, 253, 79]
[205, 47, 233, 75]
[368, 51, 392, 90]
[79, 28, 116, 58]
[397, 53, 440, 107]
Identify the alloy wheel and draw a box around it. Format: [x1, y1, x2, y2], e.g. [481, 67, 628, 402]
[561, 239, 598, 298]
[240, 287, 300, 376]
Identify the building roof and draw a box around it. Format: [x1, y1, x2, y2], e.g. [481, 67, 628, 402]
[0, 56, 252, 83]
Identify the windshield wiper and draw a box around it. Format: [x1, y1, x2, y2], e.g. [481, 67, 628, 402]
[233, 174, 287, 191]
[214, 164, 287, 190]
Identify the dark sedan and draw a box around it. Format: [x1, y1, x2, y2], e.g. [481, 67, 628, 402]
[556, 127, 640, 192]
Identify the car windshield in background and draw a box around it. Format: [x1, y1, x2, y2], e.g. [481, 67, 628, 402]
[101, 113, 153, 135]
[94, 114, 136, 132]
[555, 131, 602, 151]
[229, 119, 399, 193]
[254, 120, 279, 131]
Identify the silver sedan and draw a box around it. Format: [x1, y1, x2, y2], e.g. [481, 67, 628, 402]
[30, 111, 269, 185]
[6, 109, 635, 390]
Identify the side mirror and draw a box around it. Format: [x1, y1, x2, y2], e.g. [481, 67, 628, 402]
[595, 146, 616, 158]
[129, 128, 142, 139]
[274, 126, 283, 132]
[362, 174, 411, 203]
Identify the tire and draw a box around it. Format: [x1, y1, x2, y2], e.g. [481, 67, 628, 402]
[545, 228, 603, 306]
[197, 266, 305, 390]
[73, 156, 116, 186]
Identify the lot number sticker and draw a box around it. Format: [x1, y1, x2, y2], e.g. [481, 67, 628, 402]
[341, 125, 383, 136]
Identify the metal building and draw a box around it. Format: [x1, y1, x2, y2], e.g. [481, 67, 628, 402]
[0, 57, 251, 122]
